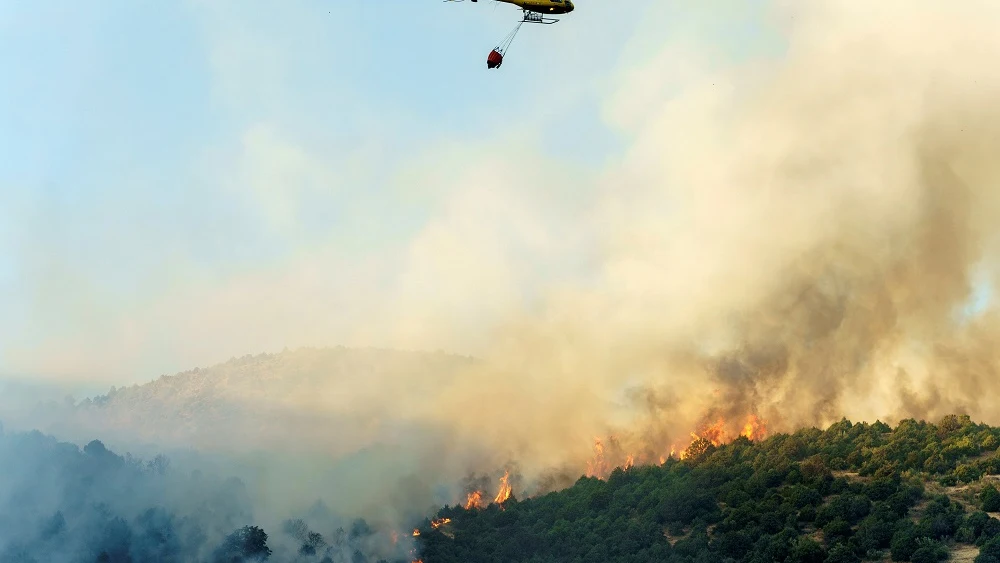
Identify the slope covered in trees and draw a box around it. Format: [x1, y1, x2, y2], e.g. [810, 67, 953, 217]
[8, 412, 1000, 563]
[413, 415, 1000, 563]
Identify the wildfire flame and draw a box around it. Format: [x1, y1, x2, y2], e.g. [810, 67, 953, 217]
[431, 517, 451, 529]
[464, 490, 485, 510]
[494, 470, 512, 505]
[585, 437, 607, 478]
[458, 473, 513, 512]
[741, 414, 767, 441]
[584, 413, 769, 478]
[412, 529, 420, 537]
[697, 418, 727, 446]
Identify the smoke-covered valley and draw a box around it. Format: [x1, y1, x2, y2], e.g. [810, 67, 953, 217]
[7, 0, 1000, 561]
[0, 348, 502, 524]
[0, 423, 424, 563]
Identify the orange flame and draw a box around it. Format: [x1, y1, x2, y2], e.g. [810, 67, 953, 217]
[464, 490, 485, 510]
[494, 470, 512, 505]
[584, 414, 769, 477]
[585, 437, 607, 478]
[412, 529, 420, 537]
[431, 517, 451, 529]
[741, 414, 767, 441]
[698, 418, 728, 446]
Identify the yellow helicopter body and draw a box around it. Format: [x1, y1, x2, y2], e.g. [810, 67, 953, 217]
[496, 0, 575, 15]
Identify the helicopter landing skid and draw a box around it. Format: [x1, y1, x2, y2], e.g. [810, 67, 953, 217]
[521, 10, 559, 24]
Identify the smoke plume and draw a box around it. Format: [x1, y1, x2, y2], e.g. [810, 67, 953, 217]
[399, 0, 1000, 478]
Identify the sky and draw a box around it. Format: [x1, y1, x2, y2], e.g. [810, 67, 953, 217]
[0, 0, 787, 387]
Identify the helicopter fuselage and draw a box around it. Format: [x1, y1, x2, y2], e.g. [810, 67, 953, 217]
[491, 0, 575, 15]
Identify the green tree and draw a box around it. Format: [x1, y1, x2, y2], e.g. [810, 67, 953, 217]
[910, 538, 948, 563]
[787, 537, 826, 563]
[977, 537, 1000, 563]
[824, 543, 860, 563]
[890, 520, 919, 562]
[213, 526, 271, 562]
[982, 484, 1000, 512]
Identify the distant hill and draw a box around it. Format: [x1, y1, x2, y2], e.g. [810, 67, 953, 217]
[9, 346, 480, 456]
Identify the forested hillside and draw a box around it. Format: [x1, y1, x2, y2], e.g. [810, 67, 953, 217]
[412, 415, 1000, 563]
[7, 414, 1000, 562]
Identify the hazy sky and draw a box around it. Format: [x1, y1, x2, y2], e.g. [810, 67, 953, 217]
[0, 0, 785, 385]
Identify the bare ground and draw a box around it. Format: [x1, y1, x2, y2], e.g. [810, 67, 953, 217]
[951, 544, 979, 563]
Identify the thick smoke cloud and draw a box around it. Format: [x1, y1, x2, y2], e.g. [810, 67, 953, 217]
[400, 0, 1000, 474]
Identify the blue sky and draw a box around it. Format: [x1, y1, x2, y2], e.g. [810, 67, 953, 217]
[0, 0, 788, 384]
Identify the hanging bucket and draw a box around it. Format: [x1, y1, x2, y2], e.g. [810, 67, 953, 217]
[487, 49, 503, 69]
[487, 20, 523, 70]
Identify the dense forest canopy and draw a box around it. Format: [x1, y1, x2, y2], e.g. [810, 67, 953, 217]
[5, 415, 1000, 562]
[412, 415, 1000, 563]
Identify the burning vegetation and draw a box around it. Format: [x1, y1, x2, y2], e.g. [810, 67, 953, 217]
[584, 412, 769, 479]
[493, 470, 512, 505]
[457, 469, 514, 514]
[430, 517, 451, 529]
[414, 415, 1000, 563]
[463, 490, 484, 510]
[404, 410, 774, 562]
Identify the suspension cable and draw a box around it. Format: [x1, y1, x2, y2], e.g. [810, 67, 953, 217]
[495, 20, 524, 55]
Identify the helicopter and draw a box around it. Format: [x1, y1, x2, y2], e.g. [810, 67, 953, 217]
[444, 0, 576, 68]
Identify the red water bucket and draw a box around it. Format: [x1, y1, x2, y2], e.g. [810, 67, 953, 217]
[487, 49, 503, 69]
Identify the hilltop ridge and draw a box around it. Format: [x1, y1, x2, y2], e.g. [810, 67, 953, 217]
[10, 346, 480, 454]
